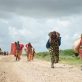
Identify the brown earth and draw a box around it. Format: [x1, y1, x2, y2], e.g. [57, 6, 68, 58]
[0, 55, 82, 82]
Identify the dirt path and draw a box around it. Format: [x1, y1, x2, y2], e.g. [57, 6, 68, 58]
[0, 55, 82, 82]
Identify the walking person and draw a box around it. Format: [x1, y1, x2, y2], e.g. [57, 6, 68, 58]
[25, 43, 33, 61]
[79, 34, 82, 60]
[46, 31, 61, 68]
[15, 41, 20, 61]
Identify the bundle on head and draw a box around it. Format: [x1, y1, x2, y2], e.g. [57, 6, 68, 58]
[51, 31, 57, 40]
[49, 31, 58, 44]
[56, 32, 60, 37]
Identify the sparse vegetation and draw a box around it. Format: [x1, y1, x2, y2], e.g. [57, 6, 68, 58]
[35, 49, 82, 65]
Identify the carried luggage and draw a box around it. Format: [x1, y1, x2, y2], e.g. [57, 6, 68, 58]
[46, 37, 61, 49]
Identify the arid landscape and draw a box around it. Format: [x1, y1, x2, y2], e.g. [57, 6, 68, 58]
[0, 55, 82, 82]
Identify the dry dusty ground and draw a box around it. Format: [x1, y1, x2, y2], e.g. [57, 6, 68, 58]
[0, 55, 82, 82]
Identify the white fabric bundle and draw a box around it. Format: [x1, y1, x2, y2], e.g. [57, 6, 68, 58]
[73, 38, 81, 53]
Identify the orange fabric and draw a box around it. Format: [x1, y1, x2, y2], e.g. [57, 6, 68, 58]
[16, 50, 20, 61]
[18, 44, 24, 60]
[10, 43, 16, 56]
[10, 43, 24, 60]
[79, 50, 82, 59]
[27, 49, 33, 61]
[19, 44, 24, 56]
[79, 38, 82, 60]
[20, 44, 24, 50]
[19, 50, 22, 56]
[28, 54, 33, 61]
[25, 43, 33, 61]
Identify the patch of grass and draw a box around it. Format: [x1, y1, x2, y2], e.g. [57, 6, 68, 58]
[60, 55, 82, 65]
[35, 49, 82, 65]
[35, 52, 50, 61]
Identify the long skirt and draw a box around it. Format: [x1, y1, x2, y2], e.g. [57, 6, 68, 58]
[79, 49, 82, 60]
[16, 50, 20, 61]
[27, 51, 33, 61]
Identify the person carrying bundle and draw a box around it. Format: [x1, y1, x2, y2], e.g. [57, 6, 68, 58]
[25, 43, 33, 61]
[15, 41, 20, 61]
[46, 31, 61, 68]
[79, 34, 82, 60]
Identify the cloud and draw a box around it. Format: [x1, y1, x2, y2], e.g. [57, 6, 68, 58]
[0, 14, 82, 51]
[0, 0, 82, 52]
[0, 0, 82, 18]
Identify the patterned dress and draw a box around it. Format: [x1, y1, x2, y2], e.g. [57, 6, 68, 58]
[49, 32, 59, 64]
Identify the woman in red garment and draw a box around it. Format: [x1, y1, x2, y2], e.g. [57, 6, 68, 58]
[79, 34, 82, 60]
[25, 43, 33, 61]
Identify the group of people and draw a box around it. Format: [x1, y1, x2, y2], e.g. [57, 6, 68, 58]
[10, 30, 82, 68]
[11, 41, 35, 61]
[0, 48, 9, 56]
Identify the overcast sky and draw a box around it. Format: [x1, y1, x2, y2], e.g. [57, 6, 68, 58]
[0, 0, 82, 52]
